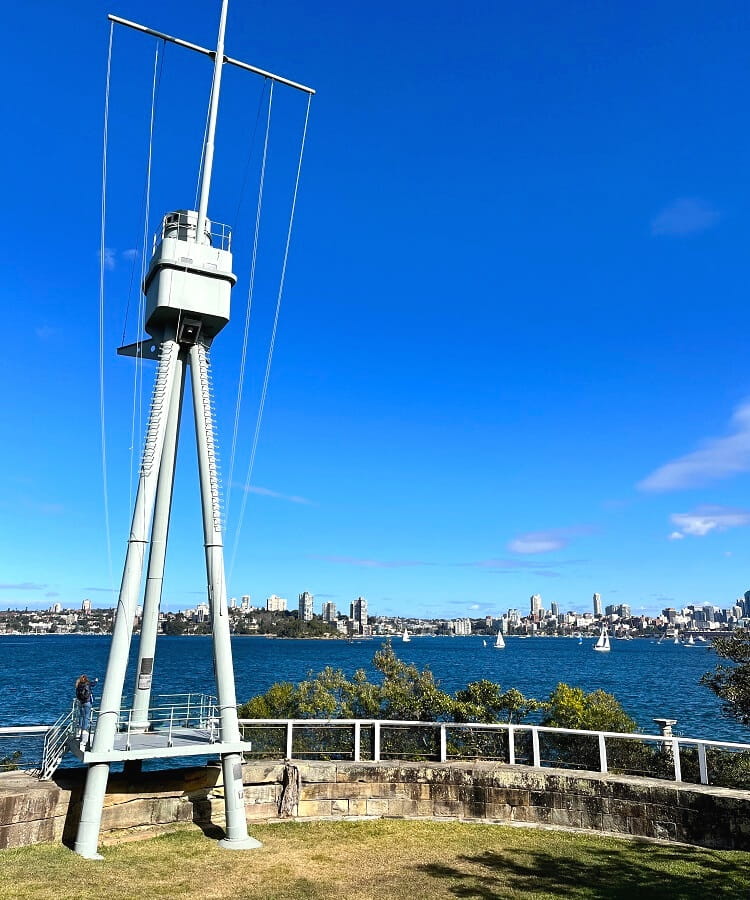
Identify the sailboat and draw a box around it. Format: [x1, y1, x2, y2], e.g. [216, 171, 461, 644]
[482, 639, 487, 647]
[673, 633, 681, 645]
[402, 628, 411, 643]
[685, 633, 696, 646]
[494, 630, 505, 649]
[593, 626, 610, 652]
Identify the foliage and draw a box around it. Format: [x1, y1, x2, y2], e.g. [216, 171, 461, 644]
[540, 683, 640, 773]
[453, 681, 539, 724]
[0, 750, 21, 771]
[239, 641, 538, 728]
[700, 628, 750, 727]
[542, 683, 638, 733]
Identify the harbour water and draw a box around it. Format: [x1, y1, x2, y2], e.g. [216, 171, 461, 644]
[1, 633, 747, 744]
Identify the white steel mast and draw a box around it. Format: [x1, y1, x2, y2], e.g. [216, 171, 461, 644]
[74, 0, 314, 859]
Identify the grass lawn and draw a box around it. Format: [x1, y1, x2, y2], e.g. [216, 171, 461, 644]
[1, 821, 749, 899]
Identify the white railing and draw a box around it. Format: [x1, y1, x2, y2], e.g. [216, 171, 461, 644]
[237, 718, 750, 788]
[116, 693, 218, 750]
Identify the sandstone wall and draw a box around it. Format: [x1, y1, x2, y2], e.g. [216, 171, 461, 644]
[1, 760, 748, 851]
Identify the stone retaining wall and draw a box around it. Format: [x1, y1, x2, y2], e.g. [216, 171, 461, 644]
[1, 760, 749, 850]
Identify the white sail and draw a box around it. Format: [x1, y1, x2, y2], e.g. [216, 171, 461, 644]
[686, 633, 695, 646]
[593, 626, 610, 652]
[402, 629, 411, 642]
[494, 631, 505, 649]
[674, 634, 680, 645]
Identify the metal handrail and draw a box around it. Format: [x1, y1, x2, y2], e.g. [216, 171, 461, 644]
[114, 693, 219, 748]
[236, 717, 750, 787]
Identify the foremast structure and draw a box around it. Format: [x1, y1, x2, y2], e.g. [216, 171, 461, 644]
[74, 2, 314, 860]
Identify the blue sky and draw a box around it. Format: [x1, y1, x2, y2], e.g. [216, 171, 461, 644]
[3, 0, 750, 620]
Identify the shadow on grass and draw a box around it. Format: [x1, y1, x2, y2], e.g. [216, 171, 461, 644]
[419, 842, 750, 899]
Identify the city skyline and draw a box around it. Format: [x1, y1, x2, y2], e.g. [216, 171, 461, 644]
[4, 1, 750, 620]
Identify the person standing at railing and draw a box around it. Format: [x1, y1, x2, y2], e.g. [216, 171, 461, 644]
[75, 675, 97, 747]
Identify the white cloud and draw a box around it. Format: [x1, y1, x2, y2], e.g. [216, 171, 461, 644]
[667, 531, 685, 541]
[669, 505, 750, 539]
[121, 248, 139, 261]
[103, 247, 116, 270]
[235, 484, 313, 505]
[508, 525, 592, 555]
[638, 401, 750, 492]
[509, 532, 566, 554]
[650, 198, 720, 237]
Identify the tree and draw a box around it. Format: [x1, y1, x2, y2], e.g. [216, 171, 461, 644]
[541, 683, 641, 773]
[700, 629, 750, 727]
[453, 680, 539, 724]
[239, 640, 538, 725]
[542, 683, 638, 733]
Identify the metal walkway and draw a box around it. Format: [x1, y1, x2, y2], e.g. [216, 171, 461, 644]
[40, 693, 251, 777]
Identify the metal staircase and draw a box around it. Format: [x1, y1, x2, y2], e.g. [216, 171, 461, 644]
[38, 703, 78, 780]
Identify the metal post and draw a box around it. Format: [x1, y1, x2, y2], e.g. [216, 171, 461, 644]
[439, 724, 447, 763]
[507, 726, 515, 765]
[131, 353, 186, 728]
[672, 739, 682, 782]
[189, 342, 260, 850]
[196, 0, 229, 242]
[374, 721, 381, 762]
[531, 727, 541, 768]
[598, 733, 608, 773]
[286, 722, 294, 760]
[353, 721, 361, 762]
[698, 743, 708, 785]
[74, 337, 181, 860]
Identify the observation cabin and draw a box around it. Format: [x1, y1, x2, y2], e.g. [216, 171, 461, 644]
[143, 209, 236, 342]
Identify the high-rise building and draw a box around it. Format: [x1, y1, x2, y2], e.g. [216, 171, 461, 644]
[619, 604, 631, 620]
[530, 594, 542, 615]
[298, 591, 314, 622]
[350, 596, 368, 634]
[593, 593, 602, 617]
[453, 618, 472, 635]
[195, 602, 210, 623]
[266, 594, 287, 612]
[229, 597, 237, 609]
[550, 601, 559, 618]
[241, 595, 251, 611]
[322, 601, 337, 623]
[81, 598, 92, 614]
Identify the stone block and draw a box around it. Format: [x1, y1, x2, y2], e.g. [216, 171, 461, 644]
[331, 799, 349, 815]
[600, 814, 631, 835]
[296, 799, 333, 818]
[348, 799, 368, 816]
[245, 783, 278, 805]
[484, 802, 513, 822]
[297, 763, 338, 784]
[550, 807, 581, 828]
[366, 798, 390, 816]
[300, 782, 336, 801]
[241, 763, 284, 785]
[245, 803, 279, 821]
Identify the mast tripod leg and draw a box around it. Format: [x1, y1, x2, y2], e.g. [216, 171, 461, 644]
[189, 341, 261, 850]
[131, 351, 187, 728]
[74, 336, 182, 860]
